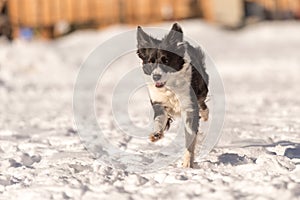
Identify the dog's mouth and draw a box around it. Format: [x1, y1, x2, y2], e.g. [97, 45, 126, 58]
[155, 82, 166, 88]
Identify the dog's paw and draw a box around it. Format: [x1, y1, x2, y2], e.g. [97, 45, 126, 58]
[200, 108, 209, 121]
[182, 150, 194, 168]
[149, 131, 164, 142]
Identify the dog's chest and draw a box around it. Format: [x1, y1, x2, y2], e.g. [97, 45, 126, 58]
[148, 64, 193, 116]
[148, 86, 181, 116]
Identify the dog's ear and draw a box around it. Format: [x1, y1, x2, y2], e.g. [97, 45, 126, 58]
[171, 23, 183, 33]
[137, 26, 155, 49]
[165, 23, 183, 45]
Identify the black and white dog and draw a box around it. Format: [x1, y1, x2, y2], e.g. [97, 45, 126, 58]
[136, 23, 209, 168]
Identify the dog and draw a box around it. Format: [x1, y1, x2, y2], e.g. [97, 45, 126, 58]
[136, 23, 209, 168]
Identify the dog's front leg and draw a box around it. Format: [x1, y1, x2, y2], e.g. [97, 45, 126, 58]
[182, 106, 199, 168]
[149, 102, 168, 142]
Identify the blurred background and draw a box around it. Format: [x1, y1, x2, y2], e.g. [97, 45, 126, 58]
[1, 0, 300, 40]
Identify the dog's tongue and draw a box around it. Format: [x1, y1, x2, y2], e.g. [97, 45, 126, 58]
[155, 82, 164, 88]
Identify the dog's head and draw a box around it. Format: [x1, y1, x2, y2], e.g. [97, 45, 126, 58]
[137, 23, 186, 88]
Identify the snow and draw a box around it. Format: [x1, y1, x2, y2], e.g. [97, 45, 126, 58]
[0, 19, 300, 199]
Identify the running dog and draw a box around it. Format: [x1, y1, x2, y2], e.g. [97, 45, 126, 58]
[136, 23, 209, 168]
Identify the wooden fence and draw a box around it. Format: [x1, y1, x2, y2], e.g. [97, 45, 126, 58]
[7, 0, 120, 29]
[3, 0, 300, 38]
[6, 0, 198, 38]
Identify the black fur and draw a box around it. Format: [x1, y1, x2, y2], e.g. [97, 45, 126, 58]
[186, 43, 209, 111]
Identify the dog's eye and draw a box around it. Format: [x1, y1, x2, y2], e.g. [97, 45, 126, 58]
[149, 57, 155, 63]
[161, 56, 168, 64]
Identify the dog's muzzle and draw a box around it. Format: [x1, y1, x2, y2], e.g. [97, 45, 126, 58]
[152, 74, 166, 88]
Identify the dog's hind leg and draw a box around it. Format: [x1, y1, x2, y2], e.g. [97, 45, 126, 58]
[149, 102, 169, 142]
[199, 98, 209, 121]
[182, 106, 199, 168]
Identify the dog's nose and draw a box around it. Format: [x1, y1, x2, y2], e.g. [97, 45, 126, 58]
[153, 74, 161, 81]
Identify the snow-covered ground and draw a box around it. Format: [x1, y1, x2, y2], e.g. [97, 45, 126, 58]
[0, 20, 300, 199]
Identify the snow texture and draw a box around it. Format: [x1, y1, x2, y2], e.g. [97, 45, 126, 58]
[0, 20, 300, 199]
